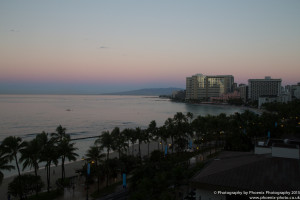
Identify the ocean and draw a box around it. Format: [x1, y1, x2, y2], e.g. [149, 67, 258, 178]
[0, 94, 244, 177]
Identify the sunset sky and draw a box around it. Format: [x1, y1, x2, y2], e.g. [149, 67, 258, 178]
[1, 0, 300, 94]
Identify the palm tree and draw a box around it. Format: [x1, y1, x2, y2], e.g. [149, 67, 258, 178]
[148, 120, 161, 150]
[186, 112, 195, 141]
[37, 132, 59, 192]
[19, 138, 43, 195]
[86, 145, 105, 192]
[111, 127, 127, 158]
[164, 118, 175, 153]
[86, 146, 105, 170]
[95, 131, 115, 161]
[51, 125, 77, 182]
[186, 112, 194, 124]
[173, 112, 188, 152]
[122, 128, 132, 155]
[135, 127, 144, 159]
[58, 138, 78, 182]
[124, 128, 138, 156]
[0, 136, 26, 177]
[20, 139, 41, 177]
[191, 115, 205, 149]
[0, 150, 14, 185]
[0, 136, 26, 199]
[147, 120, 157, 155]
[103, 158, 120, 187]
[158, 126, 168, 152]
[51, 125, 69, 142]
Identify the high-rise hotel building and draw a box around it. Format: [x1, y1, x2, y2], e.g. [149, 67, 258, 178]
[248, 76, 281, 101]
[186, 74, 234, 100]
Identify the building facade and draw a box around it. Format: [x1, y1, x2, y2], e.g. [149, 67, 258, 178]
[237, 84, 248, 102]
[186, 74, 234, 100]
[248, 76, 281, 101]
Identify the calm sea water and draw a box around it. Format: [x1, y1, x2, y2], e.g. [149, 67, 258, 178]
[0, 94, 244, 177]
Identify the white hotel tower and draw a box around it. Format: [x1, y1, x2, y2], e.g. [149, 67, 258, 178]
[186, 74, 234, 100]
[248, 76, 281, 101]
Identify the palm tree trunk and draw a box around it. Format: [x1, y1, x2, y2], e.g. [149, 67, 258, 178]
[14, 154, 24, 199]
[107, 149, 110, 161]
[34, 166, 38, 195]
[61, 156, 64, 184]
[138, 141, 141, 158]
[106, 165, 109, 187]
[96, 162, 100, 193]
[14, 154, 21, 177]
[132, 142, 134, 156]
[62, 157, 65, 181]
[97, 175, 100, 192]
[171, 136, 174, 153]
[34, 165, 38, 177]
[127, 140, 130, 155]
[147, 143, 150, 157]
[47, 163, 50, 192]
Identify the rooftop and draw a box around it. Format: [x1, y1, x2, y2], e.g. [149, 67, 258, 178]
[191, 151, 300, 191]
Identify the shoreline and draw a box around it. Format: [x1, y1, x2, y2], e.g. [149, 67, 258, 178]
[170, 98, 264, 115]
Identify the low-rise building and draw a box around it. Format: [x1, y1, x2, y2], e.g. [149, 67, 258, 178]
[210, 90, 241, 102]
[172, 90, 185, 100]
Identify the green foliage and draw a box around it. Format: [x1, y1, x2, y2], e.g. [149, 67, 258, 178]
[27, 189, 63, 200]
[0, 150, 14, 185]
[129, 150, 206, 200]
[57, 177, 72, 187]
[91, 181, 121, 198]
[112, 127, 128, 158]
[95, 130, 115, 160]
[225, 132, 252, 151]
[20, 139, 41, 177]
[227, 98, 244, 105]
[119, 154, 139, 173]
[8, 174, 44, 198]
[37, 131, 59, 192]
[0, 136, 26, 177]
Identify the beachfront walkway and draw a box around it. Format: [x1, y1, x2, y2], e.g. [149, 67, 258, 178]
[55, 148, 218, 200]
[55, 178, 87, 200]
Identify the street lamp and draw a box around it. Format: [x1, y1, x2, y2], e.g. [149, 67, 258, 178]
[82, 156, 90, 200]
[86, 162, 90, 200]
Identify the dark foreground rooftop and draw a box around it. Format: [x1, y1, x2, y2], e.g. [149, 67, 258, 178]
[191, 151, 300, 191]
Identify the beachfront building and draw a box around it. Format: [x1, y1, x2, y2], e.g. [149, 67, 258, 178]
[248, 76, 281, 102]
[210, 90, 241, 102]
[237, 84, 248, 102]
[286, 82, 300, 99]
[185, 74, 234, 101]
[258, 93, 292, 108]
[172, 90, 186, 100]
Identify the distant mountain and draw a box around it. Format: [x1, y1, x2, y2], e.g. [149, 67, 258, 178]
[102, 87, 184, 96]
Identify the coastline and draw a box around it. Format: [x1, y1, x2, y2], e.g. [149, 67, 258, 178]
[170, 98, 263, 115]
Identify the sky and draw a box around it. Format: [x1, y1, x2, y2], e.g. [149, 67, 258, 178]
[0, 0, 300, 94]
